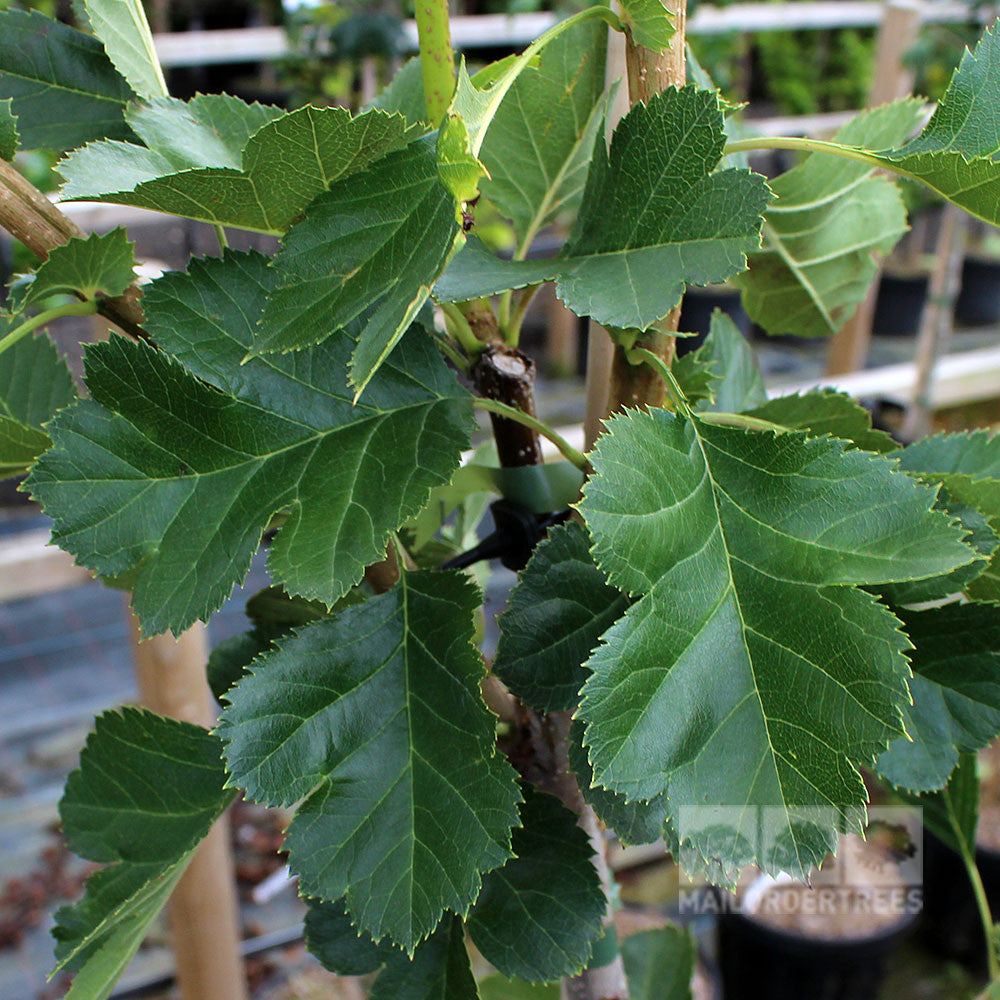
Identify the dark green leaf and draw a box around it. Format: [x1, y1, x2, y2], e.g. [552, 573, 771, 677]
[370, 916, 478, 1000]
[878, 603, 1000, 792]
[494, 521, 629, 712]
[254, 137, 460, 394]
[0, 9, 136, 151]
[60, 102, 418, 236]
[218, 570, 521, 949]
[0, 97, 17, 160]
[26, 250, 472, 635]
[434, 236, 559, 302]
[622, 925, 694, 1000]
[746, 390, 896, 453]
[9, 229, 136, 313]
[691, 310, 767, 414]
[578, 408, 974, 881]
[671, 350, 718, 408]
[468, 786, 605, 982]
[304, 898, 396, 976]
[52, 709, 234, 997]
[907, 752, 980, 855]
[569, 725, 667, 847]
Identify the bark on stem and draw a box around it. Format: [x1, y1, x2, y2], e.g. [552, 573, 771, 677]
[0, 159, 148, 340]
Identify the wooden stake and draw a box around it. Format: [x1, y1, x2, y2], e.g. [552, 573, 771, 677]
[826, 0, 922, 375]
[130, 617, 248, 1000]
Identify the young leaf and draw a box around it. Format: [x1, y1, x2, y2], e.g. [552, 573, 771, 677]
[494, 521, 629, 712]
[0, 97, 18, 160]
[0, 326, 75, 477]
[746, 390, 896, 453]
[868, 22, 1000, 226]
[52, 709, 234, 996]
[218, 570, 521, 950]
[690, 310, 767, 414]
[437, 113, 487, 203]
[254, 137, 460, 393]
[60, 102, 418, 236]
[578, 408, 974, 881]
[8, 229, 136, 313]
[895, 430, 1000, 600]
[621, 925, 695, 1000]
[468, 786, 605, 982]
[878, 603, 1000, 793]
[0, 9, 136, 151]
[619, 0, 675, 53]
[79, 0, 167, 99]
[735, 101, 923, 337]
[26, 250, 472, 635]
[477, 19, 608, 246]
[671, 349, 718, 408]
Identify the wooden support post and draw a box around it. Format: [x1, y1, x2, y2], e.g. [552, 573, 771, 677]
[826, 0, 922, 375]
[542, 283, 579, 378]
[130, 617, 248, 1000]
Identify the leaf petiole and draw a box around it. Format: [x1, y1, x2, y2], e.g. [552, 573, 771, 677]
[699, 411, 791, 434]
[625, 345, 691, 416]
[472, 396, 587, 470]
[441, 301, 486, 356]
[0, 299, 98, 358]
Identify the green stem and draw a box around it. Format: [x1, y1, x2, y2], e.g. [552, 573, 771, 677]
[0, 300, 98, 358]
[214, 224, 229, 251]
[472, 397, 587, 470]
[430, 328, 471, 374]
[724, 135, 884, 168]
[441, 301, 486, 356]
[505, 283, 542, 347]
[467, 4, 623, 158]
[949, 809, 1000, 981]
[414, 0, 455, 125]
[625, 346, 690, 416]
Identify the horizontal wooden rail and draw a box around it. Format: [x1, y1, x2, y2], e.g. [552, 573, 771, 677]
[152, 2, 984, 68]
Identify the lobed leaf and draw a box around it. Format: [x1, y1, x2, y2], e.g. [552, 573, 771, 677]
[878, 602, 1000, 793]
[254, 136, 460, 393]
[52, 709, 234, 996]
[0, 9, 136, 151]
[218, 570, 521, 950]
[736, 101, 922, 337]
[494, 521, 629, 712]
[26, 250, 472, 635]
[578, 408, 974, 881]
[468, 787, 605, 982]
[8, 229, 136, 314]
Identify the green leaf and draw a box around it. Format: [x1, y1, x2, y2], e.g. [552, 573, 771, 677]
[52, 708, 234, 997]
[895, 430, 1000, 600]
[0, 97, 17, 160]
[434, 236, 559, 302]
[370, 56, 428, 125]
[59, 102, 418, 235]
[26, 250, 472, 635]
[877, 603, 1000, 793]
[746, 390, 896, 453]
[468, 786, 605, 982]
[922, 751, 980, 853]
[620, 0, 675, 52]
[558, 87, 769, 331]
[735, 101, 922, 337]
[569, 724, 667, 846]
[0, 325, 75, 477]
[494, 521, 629, 712]
[867, 22, 1000, 226]
[9, 229, 136, 313]
[80, 0, 167, 99]
[578, 408, 974, 881]
[0, 9, 136, 151]
[218, 570, 521, 950]
[477, 19, 608, 246]
[254, 137, 460, 394]
[305, 903, 478, 999]
[670, 350, 718, 408]
[690, 310, 767, 414]
[304, 898, 396, 976]
[622, 925, 694, 1000]
[437, 88, 769, 332]
[437, 113, 486, 204]
[478, 977, 558, 1000]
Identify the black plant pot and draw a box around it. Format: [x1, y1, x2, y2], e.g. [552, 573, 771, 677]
[919, 829, 1000, 969]
[717, 904, 916, 1000]
[955, 255, 1000, 327]
[872, 272, 929, 337]
[677, 286, 751, 356]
